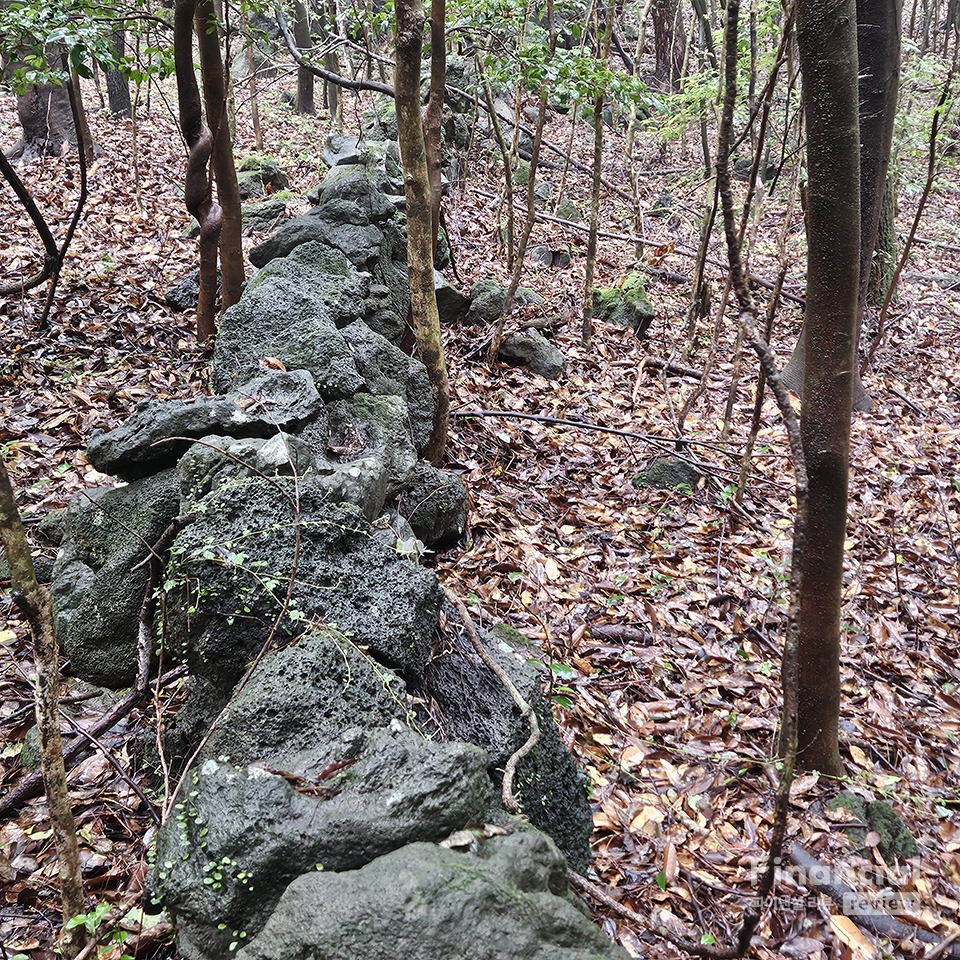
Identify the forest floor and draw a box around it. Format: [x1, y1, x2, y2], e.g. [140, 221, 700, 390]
[2, 59, 960, 960]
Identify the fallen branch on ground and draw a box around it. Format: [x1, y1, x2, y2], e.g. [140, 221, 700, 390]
[0, 665, 187, 818]
[790, 844, 960, 958]
[567, 868, 740, 958]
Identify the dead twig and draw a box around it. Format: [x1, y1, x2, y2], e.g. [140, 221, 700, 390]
[0, 666, 187, 818]
[567, 868, 739, 958]
[59, 713, 162, 825]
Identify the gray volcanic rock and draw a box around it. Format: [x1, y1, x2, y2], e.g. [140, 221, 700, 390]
[86, 370, 324, 479]
[233, 830, 630, 960]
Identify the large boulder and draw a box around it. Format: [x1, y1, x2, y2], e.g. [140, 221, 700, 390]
[247, 172, 410, 346]
[425, 620, 593, 870]
[234, 830, 631, 960]
[50, 470, 181, 686]
[211, 243, 369, 395]
[498, 330, 566, 380]
[467, 278, 544, 324]
[592, 272, 655, 337]
[321, 133, 364, 168]
[396, 463, 468, 547]
[156, 721, 491, 960]
[86, 370, 325, 479]
[242, 196, 289, 233]
[249, 201, 387, 271]
[340, 320, 433, 452]
[236, 155, 289, 199]
[165, 452, 442, 693]
[196, 628, 407, 768]
[164, 268, 203, 311]
[321, 395, 419, 496]
[435, 270, 470, 324]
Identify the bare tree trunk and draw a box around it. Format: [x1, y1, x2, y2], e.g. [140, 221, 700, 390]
[794, 0, 861, 777]
[175, 0, 223, 344]
[652, 0, 683, 87]
[394, 0, 450, 462]
[781, 0, 898, 411]
[322, 0, 343, 125]
[105, 29, 132, 117]
[0, 459, 88, 959]
[856, 0, 901, 312]
[11, 82, 76, 161]
[241, 5, 264, 151]
[293, 0, 315, 114]
[68, 67, 95, 164]
[582, 0, 615, 347]
[582, 99, 604, 346]
[423, 0, 445, 252]
[488, 0, 555, 363]
[196, 0, 244, 312]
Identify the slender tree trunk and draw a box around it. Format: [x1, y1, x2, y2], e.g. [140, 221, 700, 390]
[105, 29, 132, 117]
[794, 0, 861, 777]
[175, 0, 222, 343]
[394, 0, 450, 462]
[582, 0, 615, 347]
[293, 0, 315, 115]
[856, 0, 901, 312]
[323, 0, 342, 125]
[0, 459, 88, 959]
[423, 0, 445, 252]
[68, 67, 95, 164]
[241, 5, 264, 151]
[196, 0, 244, 313]
[488, 0, 555, 364]
[582, 98, 604, 346]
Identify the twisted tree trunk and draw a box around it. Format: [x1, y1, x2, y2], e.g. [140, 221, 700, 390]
[196, 0, 244, 312]
[175, 0, 223, 343]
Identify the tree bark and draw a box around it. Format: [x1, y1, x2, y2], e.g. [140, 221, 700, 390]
[794, 0, 860, 777]
[394, 0, 450, 462]
[293, 0, 315, 115]
[423, 0, 445, 252]
[68, 66, 95, 165]
[868, 172, 898, 306]
[175, 0, 222, 343]
[781, 0, 899, 411]
[582, 0, 615, 346]
[10, 82, 76, 161]
[241, 5, 264, 151]
[0, 459, 88, 959]
[651, 0, 683, 88]
[105, 29, 132, 118]
[196, 0, 244, 312]
[856, 0, 901, 311]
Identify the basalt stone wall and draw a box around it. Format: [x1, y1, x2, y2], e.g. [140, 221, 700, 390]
[48, 136, 624, 960]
